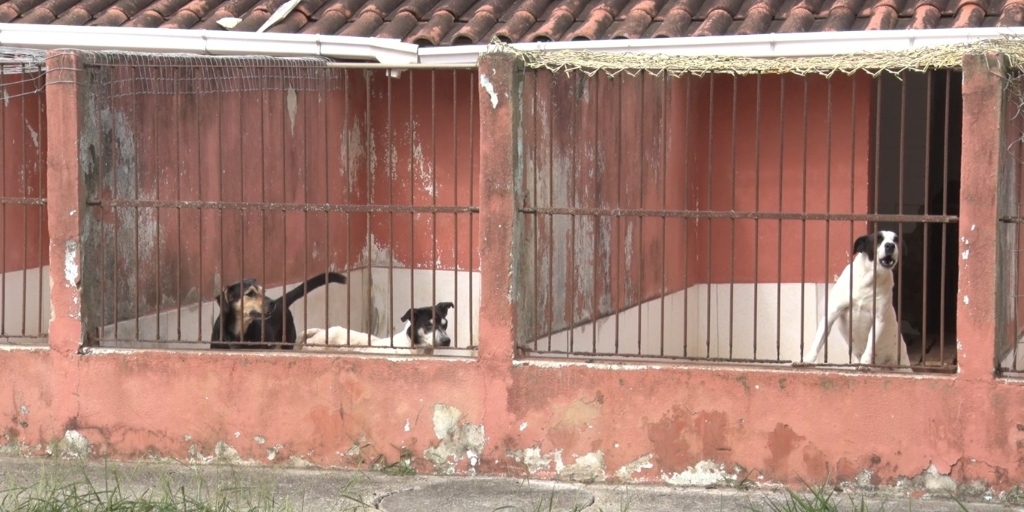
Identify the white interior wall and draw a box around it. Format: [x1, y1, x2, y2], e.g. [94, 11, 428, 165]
[0, 265, 49, 344]
[535, 282, 864, 364]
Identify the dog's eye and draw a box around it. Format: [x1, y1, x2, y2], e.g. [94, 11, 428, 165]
[245, 290, 256, 298]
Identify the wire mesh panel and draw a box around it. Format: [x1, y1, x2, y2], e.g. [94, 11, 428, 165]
[80, 53, 479, 355]
[519, 68, 960, 373]
[0, 49, 48, 346]
[999, 70, 1024, 376]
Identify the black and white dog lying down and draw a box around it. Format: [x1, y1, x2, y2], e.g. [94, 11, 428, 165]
[298, 301, 455, 355]
[210, 272, 347, 350]
[802, 231, 913, 370]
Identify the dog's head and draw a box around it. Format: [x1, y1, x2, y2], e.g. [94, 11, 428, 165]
[401, 302, 455, 348]
[216, 278, 269, 319]
[853, 230, 900, 270]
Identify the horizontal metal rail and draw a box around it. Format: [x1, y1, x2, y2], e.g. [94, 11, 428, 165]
[87, 199, 478, 214]
[520, 206, 958, 223]
[0, 197, 46, 205]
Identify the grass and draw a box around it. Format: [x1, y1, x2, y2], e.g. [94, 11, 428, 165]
[0, 461, 371, 512]
[747, 479, 975, 512]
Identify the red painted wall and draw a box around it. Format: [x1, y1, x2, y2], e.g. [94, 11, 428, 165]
[0, 72, 47, 274]
[524, 71, 872, 335]
[89, 66, 479, 324]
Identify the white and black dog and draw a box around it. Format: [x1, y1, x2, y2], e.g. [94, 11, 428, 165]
[802, 231, 913, 369]
[298, 302, 455, 355]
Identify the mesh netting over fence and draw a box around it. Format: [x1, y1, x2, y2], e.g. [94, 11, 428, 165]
[485, 37, 1024, 77]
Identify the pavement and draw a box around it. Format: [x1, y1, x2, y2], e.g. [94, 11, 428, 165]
[0, 456, 1021, 512]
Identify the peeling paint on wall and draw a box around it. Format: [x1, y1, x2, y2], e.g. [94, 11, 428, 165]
[560, 451, 606, 482]
[615, 454, 654, 481]
[480, 75, 498, 109]
[64, 240, 78, 287]
[661, 460, 730, 487]
[423, 403, 485, 475]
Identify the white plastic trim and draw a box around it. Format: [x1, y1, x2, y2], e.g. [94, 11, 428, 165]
[0, 23, 1022, 66]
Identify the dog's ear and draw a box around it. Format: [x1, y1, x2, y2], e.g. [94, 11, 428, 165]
[400, 308, 415, 323]
[435, 302, 455, 317]
[215, 286, 229, 308]
[852, 234, 873, 257]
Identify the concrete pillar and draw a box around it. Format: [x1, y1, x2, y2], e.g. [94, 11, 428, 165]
[958, 52, 1008, 380]
[45, 50, 88, 355]
[476, 53, 532, 366]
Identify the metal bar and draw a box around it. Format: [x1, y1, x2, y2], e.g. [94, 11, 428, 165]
[776, 75, 785, 362]
[659, 72, 668, 358]
[86, 199, 478, 213]
[753, 74, 761, 360]
[0, 197, 46, 205]
[518, 207, 956, 222]
[729, 74, 738, 360]
[799, 76, 809, 362]
[706, 73, 714, 359]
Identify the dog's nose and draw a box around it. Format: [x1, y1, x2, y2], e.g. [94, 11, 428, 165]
[884, 242, 895, 253]
[437, 333, 451, 347]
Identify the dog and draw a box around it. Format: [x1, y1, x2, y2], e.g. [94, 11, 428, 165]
[298, 301, 455, 355]
[210, 272, 347, 350]
[802, 231, 912, 369]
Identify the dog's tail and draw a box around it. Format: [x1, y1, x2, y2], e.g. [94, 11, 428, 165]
[281, 272, 346, 308]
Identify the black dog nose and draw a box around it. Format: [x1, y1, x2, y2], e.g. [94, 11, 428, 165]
[884, 243, 895, 253]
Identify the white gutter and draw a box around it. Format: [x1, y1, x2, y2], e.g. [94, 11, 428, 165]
[0, 23, 421, 65]
[418, 26, 1024, 66]
[0, 24, 1022, 67]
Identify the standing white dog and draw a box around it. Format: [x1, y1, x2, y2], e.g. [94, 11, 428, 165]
[802, 231, 912, 368]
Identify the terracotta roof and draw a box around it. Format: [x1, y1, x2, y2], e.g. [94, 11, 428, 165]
[0, 0, 1015, 46]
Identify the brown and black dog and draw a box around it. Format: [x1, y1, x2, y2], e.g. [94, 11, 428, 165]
[210, 272, 346, 350]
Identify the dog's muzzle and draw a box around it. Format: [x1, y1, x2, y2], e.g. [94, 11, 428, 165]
[879, 243, 897, 269]
[436, 332, 452, 347]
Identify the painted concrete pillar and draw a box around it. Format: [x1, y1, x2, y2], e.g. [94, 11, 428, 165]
[45, 50, 88, 355]
[477, 53, 532, 366]
[958, 52, 1007, 380]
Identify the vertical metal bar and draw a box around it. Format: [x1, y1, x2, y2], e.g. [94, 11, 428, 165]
[867, 75, 884, 364]
[682, 75, 691, 358]
[468, 70, 476, 349]
[342, 69, 351, 346]
[134, 66, 142, 342]
[196, 71, 203, 343]
[408, 70, 415, 346]
[799, 77, 809, 361]
[896, 71, 910, 368]
[568, 73, 577, 354]
[19, 69, 28, 337]
[592, 74, 600, 354]
[455, 69, 463, 348]
[260, 65, 269, 345]
[154, 68, 163, 342]
[548, 71, 557, 352]
[706, 73, 714, 359]
[939, 70, 952, 368]
[776, 75, 785, 361]
[753, 74, 762, 359]
[365, 71, 374, 346]
[822, 74, 834, 363]
[1, 66, 9, 338]
[729, 75, 738, 359]
[176, 72, 183, 341]
[528, 70, 537, 352]
[660, 72, 668, 358]
[614, 73, 622, 355]
[920, 71, 935, 367]
[36, 70, 46, 339]
[431, 70, 438, 347]
[636, 73, 645, 355]
[387, 72, 394, 346]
